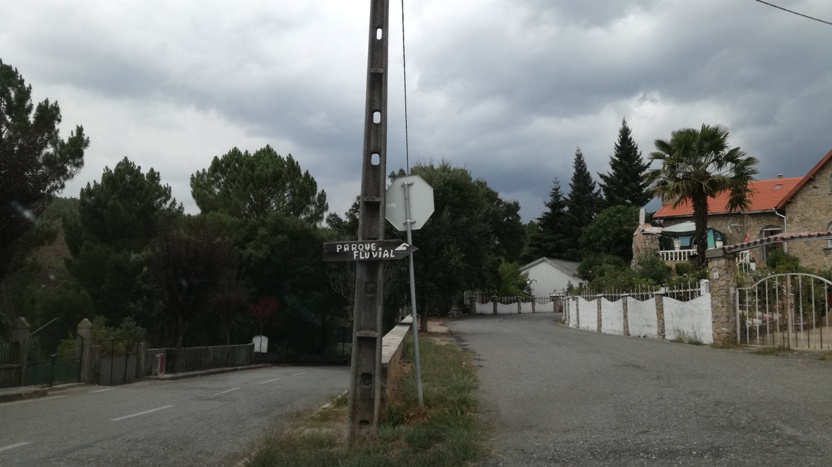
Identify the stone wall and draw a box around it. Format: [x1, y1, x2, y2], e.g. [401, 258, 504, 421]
[782, 160, 832, 271]
[706, 250, 737, 345]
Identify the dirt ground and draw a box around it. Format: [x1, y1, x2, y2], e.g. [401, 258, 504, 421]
[424, 317, 456, 345]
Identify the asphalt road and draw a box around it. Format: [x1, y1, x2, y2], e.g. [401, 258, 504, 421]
[450, 313, 832, 467]
[0, 366, 349, 466]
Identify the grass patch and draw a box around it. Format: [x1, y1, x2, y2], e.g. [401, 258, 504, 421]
[245, 335, 489, 467]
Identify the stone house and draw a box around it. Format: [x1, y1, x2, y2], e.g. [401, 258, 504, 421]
[652, 147, 832, 271]
[520, 257, 583, 295]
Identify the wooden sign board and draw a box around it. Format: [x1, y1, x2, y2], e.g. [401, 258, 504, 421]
[323, 240, 418, 262]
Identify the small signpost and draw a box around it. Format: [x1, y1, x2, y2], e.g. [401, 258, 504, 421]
[323, 240, 418, 262]
[385, 175, 434, 407]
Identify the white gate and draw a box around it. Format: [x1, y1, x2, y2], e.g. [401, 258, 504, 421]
[736, 273, 832, 349]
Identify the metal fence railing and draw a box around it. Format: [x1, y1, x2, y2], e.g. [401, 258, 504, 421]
[0, 340, 12, 364]
[569, 281, 709, 303]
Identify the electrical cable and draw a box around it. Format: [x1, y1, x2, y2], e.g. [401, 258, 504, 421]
[754, 0, 832, 27]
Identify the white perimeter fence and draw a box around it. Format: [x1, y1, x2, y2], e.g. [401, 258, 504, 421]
[474, 281, 714, 345]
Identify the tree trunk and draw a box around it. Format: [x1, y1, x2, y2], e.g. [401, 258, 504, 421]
[692, 191, 709, 267]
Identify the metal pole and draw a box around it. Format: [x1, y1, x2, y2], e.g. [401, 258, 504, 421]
[403, 180, 424, 406]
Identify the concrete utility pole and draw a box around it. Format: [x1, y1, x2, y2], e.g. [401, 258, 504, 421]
[348, 0, 389, 443]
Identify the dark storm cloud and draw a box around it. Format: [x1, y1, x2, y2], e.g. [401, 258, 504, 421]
[1, 0, 830, 221]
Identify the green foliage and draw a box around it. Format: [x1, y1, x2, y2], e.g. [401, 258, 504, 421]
[522, 179, 569, 263]
[65, 242, 147, 324]
[633, 253, 672, 285]
[0, 312, 9, 337]
[238, 212, 347, 354]
[90, 315, 147, 343]
[75, 157, 182, 252]
[0, 59, 88, 282]
[146, 214, 241, 350]
[563, 148, 603, 261]
[385, 162, 524, 321]
[191, 146, 328, 224]
[87, 315, 147, 356]
[673, 261, 706, 281]
[578, 255, 637, 291]
[766, 249, 802, 272]
[579, 205, 639, 262]
[578, 252, 674, 292]
[245, 337, 489, 467]
[495, 261, 528, 296]
[66, 158, 182, 329]
[648, 124, 758, 266]
[599, 119, 651, 208]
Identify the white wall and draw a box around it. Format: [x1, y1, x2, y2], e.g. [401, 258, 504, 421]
[664, 295, 714, 344]
[600, 298, 624, 336]
[628, 297, 658, 339]
[563, 295, 712, 344]
[577, 297, 597, 331]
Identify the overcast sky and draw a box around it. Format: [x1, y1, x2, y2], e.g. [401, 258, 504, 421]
[2, 0, 831, 222]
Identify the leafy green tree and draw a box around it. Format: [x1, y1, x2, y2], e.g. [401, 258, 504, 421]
[146, 215, 241, 358]
[521, 179, 569, 263]
[647, 124, 758, 266]
[190, 146, 328, 224]
[563, 148, 602, 261]
[238, 212, 347, 354]
[580, 205, 640, 262]
[495, 261, 528, 296]
[0, 59, 88, 282]
[386, 162, 524, 329]
[599, 119, 651, 208]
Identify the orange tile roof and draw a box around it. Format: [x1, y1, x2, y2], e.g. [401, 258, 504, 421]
[654, 177, 803, 219]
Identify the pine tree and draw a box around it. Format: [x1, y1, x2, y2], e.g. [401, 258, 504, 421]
[598, 119, 651, 208]
[563, 148, 602, 261]
[522, 178, 569, 262]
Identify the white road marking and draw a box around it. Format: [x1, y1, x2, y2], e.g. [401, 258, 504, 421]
[292, 372, 306, 376]
[0, 396, 65, 407]
[209, 387, 239, 397]
[111, 405, 174, 421]
[0, 442, 31, 452]
[259, 378, 281, 384]
[91, 388, 116, 394]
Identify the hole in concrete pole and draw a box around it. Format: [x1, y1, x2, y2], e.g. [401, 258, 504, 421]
[373, 111, 381, 123]
[371, 153, 380, 166]
[360, 372, 372, 387]
[376, 28, 383, 40]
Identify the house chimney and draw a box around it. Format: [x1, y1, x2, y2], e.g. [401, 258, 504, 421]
[639, 208, 645, 225]
[777, 174, 783, 179]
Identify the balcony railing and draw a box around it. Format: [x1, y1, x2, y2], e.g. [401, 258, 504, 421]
[659, 249, 695, 262]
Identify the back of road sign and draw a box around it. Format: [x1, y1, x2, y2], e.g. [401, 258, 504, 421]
[385, 175, 434, 231]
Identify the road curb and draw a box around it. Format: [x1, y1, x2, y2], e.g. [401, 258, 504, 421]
[146, 364, 271, 381]
[0, 387, 48, 403]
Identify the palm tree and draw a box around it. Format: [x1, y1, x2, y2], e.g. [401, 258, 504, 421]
[647, 124, 758, 266]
